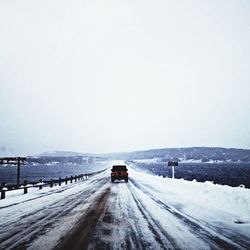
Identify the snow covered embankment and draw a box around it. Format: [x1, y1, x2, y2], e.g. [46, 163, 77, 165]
[130, 167, 250, 224]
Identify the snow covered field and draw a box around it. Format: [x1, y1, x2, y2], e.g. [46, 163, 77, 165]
[0, 162, 250, 249]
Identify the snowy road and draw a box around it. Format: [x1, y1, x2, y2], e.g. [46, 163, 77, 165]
[0, 165, 250, 250]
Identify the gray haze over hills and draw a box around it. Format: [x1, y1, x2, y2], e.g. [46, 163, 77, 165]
[30, 147, 250, 163]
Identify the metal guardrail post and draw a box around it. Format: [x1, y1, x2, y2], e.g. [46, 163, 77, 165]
[1, 188, 7, 199]
[24, 180, 28, 194]
[1, 182, 7, 199]
[39, 179, 43, 190]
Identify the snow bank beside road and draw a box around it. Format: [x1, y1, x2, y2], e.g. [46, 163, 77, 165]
[129, 166, 250, 223]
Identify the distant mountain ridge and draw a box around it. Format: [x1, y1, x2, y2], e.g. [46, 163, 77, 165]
[31, 147, 250, 163]
[100, 147, 250, 163]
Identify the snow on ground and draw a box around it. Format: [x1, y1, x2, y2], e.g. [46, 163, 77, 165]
[131, 158, 240, 164]
[128, 166, 250, 248]
[132, 158, 161, 164]
[0, 162, 250, 249]
[179, 159, 237, 163]
[129, 166, 250, 223]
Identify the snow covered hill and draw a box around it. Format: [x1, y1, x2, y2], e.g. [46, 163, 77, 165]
[0, 163, 250, 249]
[100, 147, 250, 163]
[30, 147, 250, 163]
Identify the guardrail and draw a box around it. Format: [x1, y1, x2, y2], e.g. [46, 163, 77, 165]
[0, 169, 107, 200]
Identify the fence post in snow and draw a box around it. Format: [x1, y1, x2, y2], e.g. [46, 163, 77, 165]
[24, 180, 28, 194]
[39, 180, 43, 190]
[70, 176, 73, 183]
[59, 177, 62, 186]
[1, 189, 5, 199]
[1, 188, 7, 199]
[50, 179, 54, 188]
[1, 183, 7, 199]
[75, 175, 77, 182]
[65, 177, 68, 185]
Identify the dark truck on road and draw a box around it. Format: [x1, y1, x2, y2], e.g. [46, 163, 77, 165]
[111, 165, 128, 182]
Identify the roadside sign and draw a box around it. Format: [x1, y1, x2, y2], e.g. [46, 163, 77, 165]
[168, 161, 178, 167]
[0, 157, 27, 186]
[167, 161, 178, 179]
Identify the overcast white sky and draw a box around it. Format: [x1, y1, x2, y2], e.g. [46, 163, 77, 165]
[0, 0, 250, 155]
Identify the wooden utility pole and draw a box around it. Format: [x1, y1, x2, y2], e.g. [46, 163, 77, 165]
[0, 157, 27, 186]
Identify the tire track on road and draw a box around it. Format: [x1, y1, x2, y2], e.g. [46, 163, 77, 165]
[86, 181, 177, 250]
[130, 191, 177, 249]
[54, 187, 111, 250]
[0, 176, 109, 250]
